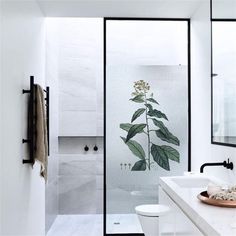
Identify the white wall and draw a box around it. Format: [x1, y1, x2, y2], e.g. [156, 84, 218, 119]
[191, 1, 236, 183]
[0, 1, 46, 235]
[191, 1, 212, 173]
[0, 0, 2, 234]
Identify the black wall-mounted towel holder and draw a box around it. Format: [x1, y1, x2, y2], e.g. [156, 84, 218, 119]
[22, 76, 50, 164]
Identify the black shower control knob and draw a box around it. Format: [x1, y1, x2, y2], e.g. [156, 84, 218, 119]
[84, 145, 89, 151]
[94, 145, 98, 151]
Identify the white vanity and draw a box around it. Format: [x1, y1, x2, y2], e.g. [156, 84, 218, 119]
[159, 175, 236, 235]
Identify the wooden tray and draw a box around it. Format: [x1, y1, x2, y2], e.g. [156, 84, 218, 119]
[197, 191, 236, 208]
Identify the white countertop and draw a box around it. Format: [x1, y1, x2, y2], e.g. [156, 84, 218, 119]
[159, 175, 236, 236]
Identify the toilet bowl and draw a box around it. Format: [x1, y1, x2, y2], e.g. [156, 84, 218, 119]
[135, 204, 170, 236]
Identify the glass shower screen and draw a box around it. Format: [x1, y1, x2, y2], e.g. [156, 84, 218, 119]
[105, 19, 189, 234]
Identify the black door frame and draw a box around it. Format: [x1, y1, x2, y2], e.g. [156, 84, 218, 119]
[103, 17, 191, 236]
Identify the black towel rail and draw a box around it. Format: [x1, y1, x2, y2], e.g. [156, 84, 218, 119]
[44, 86, 50, 156]
[22, 76, 50, 164]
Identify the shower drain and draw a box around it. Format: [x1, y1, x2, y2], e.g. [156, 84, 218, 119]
[113, 222, 120, 225]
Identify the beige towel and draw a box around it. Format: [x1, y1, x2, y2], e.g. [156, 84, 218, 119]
[33, 84, 48, 181]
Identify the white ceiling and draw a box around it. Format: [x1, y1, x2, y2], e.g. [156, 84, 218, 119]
[37, 0, 207, 18]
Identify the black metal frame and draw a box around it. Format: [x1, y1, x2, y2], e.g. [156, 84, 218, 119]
[22, 76, 50, 164]
[106, 234, 144, 236]
[103, 17, 191, 236]
[45, 86, 50, 155]
[210, 0, 236, 147]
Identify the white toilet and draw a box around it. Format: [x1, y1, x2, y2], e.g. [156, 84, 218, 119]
[135, 204, 170, 236]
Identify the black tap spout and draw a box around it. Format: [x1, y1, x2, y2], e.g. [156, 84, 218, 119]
[200, 159, 233, 173]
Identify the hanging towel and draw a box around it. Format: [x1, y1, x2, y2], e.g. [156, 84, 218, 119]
[33, 84, 48, 181]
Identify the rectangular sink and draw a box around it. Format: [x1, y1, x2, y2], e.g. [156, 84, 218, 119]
[171, 177, 212, 188]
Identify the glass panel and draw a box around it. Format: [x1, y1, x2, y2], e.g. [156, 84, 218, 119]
[105, 20, 189, 234]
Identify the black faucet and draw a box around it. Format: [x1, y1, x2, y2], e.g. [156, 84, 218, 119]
[200, 158, 233, 173]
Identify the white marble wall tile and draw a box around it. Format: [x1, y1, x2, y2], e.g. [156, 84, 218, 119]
[56, 19, 103, 137]
[46, 179, 59, 232]
[47, 155, 59, 185]
[60, 44, 96, 59]
[59, 155, 96, 176]
[96, 175, 103, 190]
[96, 154, 104, 176]
[59, 91, 96, 112]
[96, 112, 104, 136]
[58, 139, 104, 215]
[59, 57, 96, 82]
[59, 175, 97, 214]
[96, 190, 104, 214]
[59, 111, 97, 136]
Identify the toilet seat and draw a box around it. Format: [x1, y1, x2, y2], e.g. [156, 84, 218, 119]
[135, 204, 170, 217]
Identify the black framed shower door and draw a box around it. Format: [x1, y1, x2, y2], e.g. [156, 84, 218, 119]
[103, 17, 191, 236]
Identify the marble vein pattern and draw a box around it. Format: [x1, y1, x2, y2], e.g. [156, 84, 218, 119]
[57, 19, 103, 137]
[46, 179, 59, 233]
[59, 175, 97, 214]
[59, 154, 96, 176]
[58, 152, 103, 215]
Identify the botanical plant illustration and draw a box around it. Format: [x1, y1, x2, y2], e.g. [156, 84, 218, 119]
[120, 80, 180, 171]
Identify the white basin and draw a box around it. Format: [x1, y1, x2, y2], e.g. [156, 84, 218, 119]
[171, 177, 213, 188]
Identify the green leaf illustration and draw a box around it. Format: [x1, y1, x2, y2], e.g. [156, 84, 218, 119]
[120, 80, 180, 171]
[131, 108, 145, 122]
[152, 118, 179, 146]
[148, 109, 168, 120]
[155, 129, 180, 146]
[151, 144, 170, 171]
[131, 160, 146, 171]
[120, 123, 133, 132]
[121, 137, 145, 159]
[151, 119, 168, 132]
[145, 103, 153, 112]
[126, 124, 146, 142]
[168, 132, 180, 146]
[147, 98, 159, 105]
[161, 145, 180, 163]
[130, 95, 144, 103]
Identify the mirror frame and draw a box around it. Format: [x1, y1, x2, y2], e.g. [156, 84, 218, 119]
[211, 0, 236, 147]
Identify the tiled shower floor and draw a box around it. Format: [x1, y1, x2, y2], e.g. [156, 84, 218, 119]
[107, 214, 143, 234]
[46, 215, 103, 236]
[46, 214, 142, 236]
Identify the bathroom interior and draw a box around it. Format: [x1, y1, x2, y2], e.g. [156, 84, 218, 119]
[1, 0, 236, 236]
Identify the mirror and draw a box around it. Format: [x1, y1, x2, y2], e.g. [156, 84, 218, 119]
[211, 0, 236, 146]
